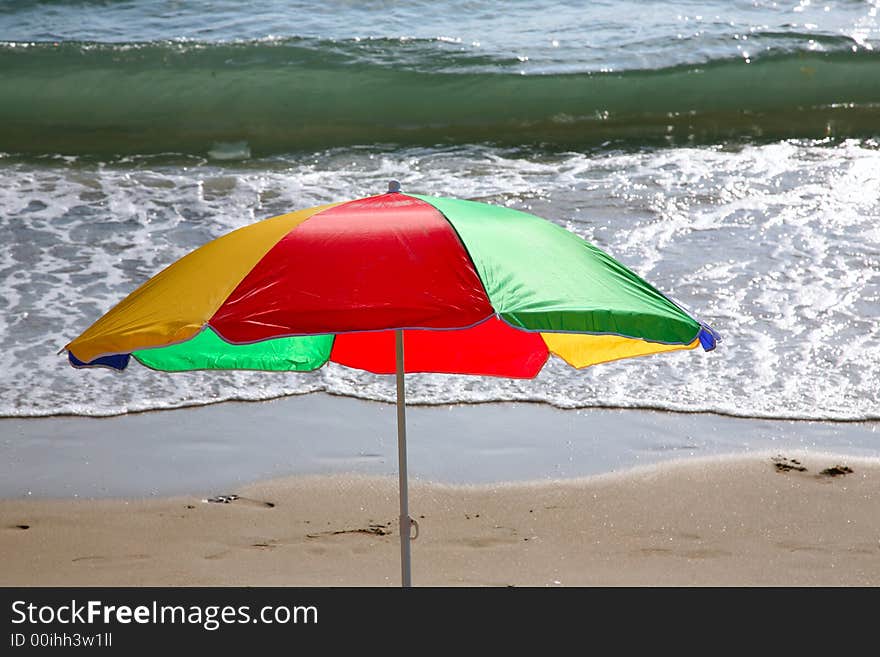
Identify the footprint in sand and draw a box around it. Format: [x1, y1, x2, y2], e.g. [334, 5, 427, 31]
[771, 455, 807, 473]
[452, 525, 520, 549]
[71, 554, 149, 564]
[204, 494, 275, 508]
[305, 523, 392, 539]
[771, 457, 855, 479]
[203, 550, 231, 560]
[775, 541, 831, 555]
[819, 465, 853, 477]
[637, 546, 731, 559]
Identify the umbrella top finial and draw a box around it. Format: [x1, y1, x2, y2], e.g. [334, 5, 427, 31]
[388, 180, 401, 193]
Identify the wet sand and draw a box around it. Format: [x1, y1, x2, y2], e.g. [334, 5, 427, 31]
[2, 453, 878, 586]
[2, 393, 879, 498]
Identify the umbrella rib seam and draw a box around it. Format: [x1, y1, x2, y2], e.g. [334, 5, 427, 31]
[405, 193, 498, 316]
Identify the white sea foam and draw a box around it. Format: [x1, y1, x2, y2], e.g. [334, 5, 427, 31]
[0, 141, 878, 420]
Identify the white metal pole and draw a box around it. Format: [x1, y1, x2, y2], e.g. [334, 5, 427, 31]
[395, 329, 412, 587]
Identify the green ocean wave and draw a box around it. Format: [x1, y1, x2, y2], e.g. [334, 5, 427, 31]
[1, 40, 879, 155]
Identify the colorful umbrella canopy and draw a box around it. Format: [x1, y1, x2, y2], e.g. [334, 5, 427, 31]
[65, 183, 718, 586]
[65, 188, 717, 373]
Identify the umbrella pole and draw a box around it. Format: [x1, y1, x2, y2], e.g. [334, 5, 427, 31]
[395, 329, 412, 588]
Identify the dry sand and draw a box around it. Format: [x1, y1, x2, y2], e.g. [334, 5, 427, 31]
[1, 452, 878, 586]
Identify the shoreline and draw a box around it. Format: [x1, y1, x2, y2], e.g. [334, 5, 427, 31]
[1, 453, 877, 586]
[9, 390, 877, 424]
[1, 393, 879, 499]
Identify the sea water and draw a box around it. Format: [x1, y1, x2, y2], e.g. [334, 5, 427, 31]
[1, 1, 879, 424]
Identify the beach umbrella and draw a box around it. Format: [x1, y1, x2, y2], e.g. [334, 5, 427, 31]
[64, 181, 719, 587]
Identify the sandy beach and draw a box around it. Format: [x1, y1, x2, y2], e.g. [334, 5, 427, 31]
[2, 452, 877, 587]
